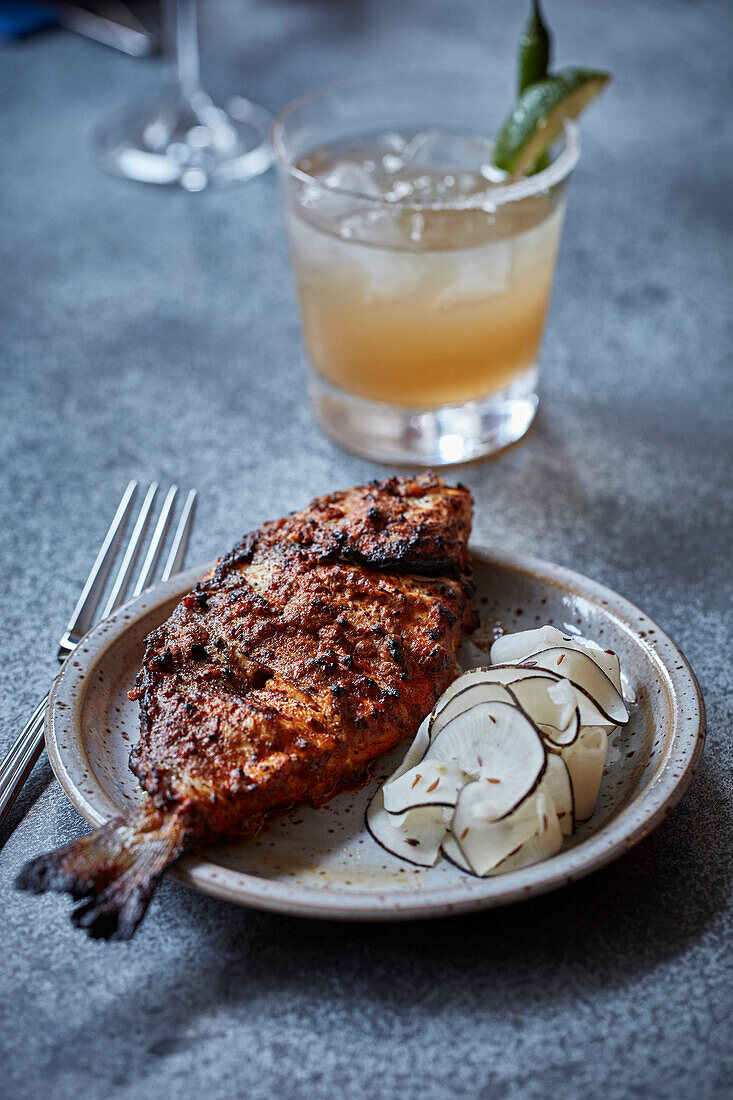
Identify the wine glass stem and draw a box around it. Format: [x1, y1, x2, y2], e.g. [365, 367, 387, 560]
[169, 0, 201, 101]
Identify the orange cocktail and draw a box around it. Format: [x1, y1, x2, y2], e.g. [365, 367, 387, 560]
[274, 76, 579, 464]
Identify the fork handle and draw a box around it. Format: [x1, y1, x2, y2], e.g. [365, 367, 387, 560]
[0, 695, 48, 826]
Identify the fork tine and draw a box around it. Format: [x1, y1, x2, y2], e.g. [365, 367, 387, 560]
[161, 489, 197, 582]
[0, 479, 198, 830]
[60, 480, 138, 650]
[100, 482, 159, 620]
[131, 485, 178, 597]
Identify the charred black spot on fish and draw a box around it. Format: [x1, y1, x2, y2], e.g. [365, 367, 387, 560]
[183, 583, 209, 612]
[366, 506, 388, 530]
[147, 647, 174, 674]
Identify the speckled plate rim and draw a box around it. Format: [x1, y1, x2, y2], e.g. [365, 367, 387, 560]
[44, 548, 706, 921]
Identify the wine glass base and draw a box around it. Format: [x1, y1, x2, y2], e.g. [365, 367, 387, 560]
[309, 366, 539, 467]
[93, 93, 272, 190]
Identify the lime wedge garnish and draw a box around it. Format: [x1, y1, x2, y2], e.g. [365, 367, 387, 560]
[493, 66, 610, 177]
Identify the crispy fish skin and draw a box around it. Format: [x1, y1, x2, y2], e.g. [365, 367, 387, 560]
[17, 473, 475, 938]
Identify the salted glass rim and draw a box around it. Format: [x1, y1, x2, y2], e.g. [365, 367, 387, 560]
[271, 72, 580, 211]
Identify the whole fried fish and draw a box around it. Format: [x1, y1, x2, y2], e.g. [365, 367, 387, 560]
[18, 474, 475, 938]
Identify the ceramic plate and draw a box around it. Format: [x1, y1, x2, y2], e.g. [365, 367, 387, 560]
[45, 549, 705, 920]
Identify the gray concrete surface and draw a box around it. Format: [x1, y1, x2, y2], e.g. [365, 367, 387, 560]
[1, 1, 731, 1097]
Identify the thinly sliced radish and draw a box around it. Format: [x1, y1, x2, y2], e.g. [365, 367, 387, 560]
[429, 680, 515, 740]
[491, 625, 565, 664]
[486, 793, 563, 875]
[452, 781, 544, 876]
[491, 625, 623, 696]
[441, 664, 557, 696]
[438, 664, 576, 722]
[378, 714, 430, 800]
[539, 752, 574, 835]
[383, 759, 465, 814]
[441, 833, 472, 873]
[438, 666, 498, 705]
[521, 647, 628, 726]
[506, 675, 580, 746]
[392, 714, 431, 775]
[447, 789, 564, 878]
[426, 701, 546, 821]
[443, 666, 582, 746]
[365, 787, 448, 867]
[366, 623, 621, 874]
[563, 726, 609, 820]
[574, 633, 635, 703]
[546, 678, 580, 734]
[573, 638, 622, 695]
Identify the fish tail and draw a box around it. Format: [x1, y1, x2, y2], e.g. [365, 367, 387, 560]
[16, 811, 190, 940]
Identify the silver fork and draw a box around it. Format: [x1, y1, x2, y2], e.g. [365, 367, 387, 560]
[0, 480, 197, 826]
